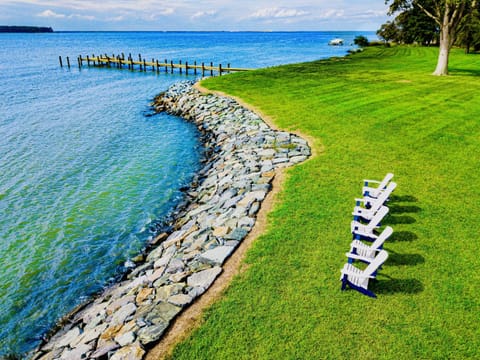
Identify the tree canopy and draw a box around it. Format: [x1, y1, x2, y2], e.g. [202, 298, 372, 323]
[382, 0, 478, 75]
[377, 7, 438, 45]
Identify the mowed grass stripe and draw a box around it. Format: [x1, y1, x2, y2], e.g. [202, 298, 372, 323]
[168, 46, 480, 359]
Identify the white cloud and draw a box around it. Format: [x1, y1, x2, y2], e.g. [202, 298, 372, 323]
[158, 8, 175, 16]
[9, 0, 184, 13]
[37, 9, 66, 18]
[36, 9, 95, 20]
[250, 7, 310, 19]
[70, 14, 96, 21]
[107, 15, 125, 22]
[351, 10, 386, 19]
[135, 8, 175, 21]
[318, 9, 345, 19]
[191, 10, 217, 20]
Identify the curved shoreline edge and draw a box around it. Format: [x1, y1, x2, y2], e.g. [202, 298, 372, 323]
[31, 81, 311, 360]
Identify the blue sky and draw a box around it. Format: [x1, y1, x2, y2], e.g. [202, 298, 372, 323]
[0, 0, 390, 31]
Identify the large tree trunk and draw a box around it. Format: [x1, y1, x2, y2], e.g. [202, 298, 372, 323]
[433, 33, 451, 75]
[433, 10, 455, 76]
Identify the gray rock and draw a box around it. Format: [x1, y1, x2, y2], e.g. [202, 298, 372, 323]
[60, 343, 93, 360]
[199, 246, 235, 266]
[115, 331, 136, 347]
[154, 252, 174, 269]
[109, 342, 145, 360]
[290, 155, 308, 164]
[166, 258, 184, 274]
[187, 286, 206, 299]
[251, 183, 271, 192]
[168, 293, 193, 307]
[144, 301, 182, 325]
[111, 302, 137, 325]
[224, 240, 240, 248]
[90, 342, 120, 359]
[232, 206, 248, 218]
[225, 227, 248, 241]
[257, 149, 276, 158]
[187, 266, 222, 289]
[249, 201, 260, 216]
[137, 323, 169, 345]
[107, 295, 136, 315]
[79, 323, 108, 344]
[78, 301, 107, 324]
[237, 190, 266, 207]
[223, 194, 243, 209]
[154, 284, 185, 301]
[55, 326, 81, 348]
[273, 157, 289, 165]
[238, 216, 255, 229]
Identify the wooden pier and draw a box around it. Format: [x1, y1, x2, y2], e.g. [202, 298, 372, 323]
[59, 53, 252, 76]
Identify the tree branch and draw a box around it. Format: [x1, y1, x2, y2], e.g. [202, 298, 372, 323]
[435, 2, 442, 18]
[448, 2, 467, 28]
[415, 1, 442, 26]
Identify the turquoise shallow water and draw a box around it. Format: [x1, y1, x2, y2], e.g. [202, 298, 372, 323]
[0, 31, 373, 356]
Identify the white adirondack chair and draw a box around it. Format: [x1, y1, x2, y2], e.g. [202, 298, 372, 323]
[362, 173, 394, 199]
[340, 250, 389, 298]
[346, 226, 393, 263]
[353, 182, 397, 220]
[351, 206, 389, 240]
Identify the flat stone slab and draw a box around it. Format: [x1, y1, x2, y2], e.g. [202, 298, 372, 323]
[187, 266, 222, 289]
[199, 246, 235, 266]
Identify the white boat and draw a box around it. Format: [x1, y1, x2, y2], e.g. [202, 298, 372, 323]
[328, 38, 344, 46]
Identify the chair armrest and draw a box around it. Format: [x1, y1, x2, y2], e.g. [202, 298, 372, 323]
[364, 179, 381, 184]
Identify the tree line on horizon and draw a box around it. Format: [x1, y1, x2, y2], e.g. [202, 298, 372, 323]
[0, 26, 53, 33]
[377, 0, 479, 75]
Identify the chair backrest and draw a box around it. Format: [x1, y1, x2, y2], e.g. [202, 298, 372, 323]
[377, 173, 394, 190]
[369, 182, 397, 211]
[364, 250, 389, 275]
[367, 206, 389, 230]
[370, 226, 393, 249]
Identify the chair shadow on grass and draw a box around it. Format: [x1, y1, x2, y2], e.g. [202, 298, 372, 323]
[388, 204, 422, 214]
[370, 276, 424, 295]
[385, 214, 417, 225]
[389, 194, 418, 203]
[383, 249, 425, 266]
[386, 194, 420, 224]
[388, 231, 418, 242]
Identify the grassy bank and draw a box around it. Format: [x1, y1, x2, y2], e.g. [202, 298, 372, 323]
[169, 47, 480, 359]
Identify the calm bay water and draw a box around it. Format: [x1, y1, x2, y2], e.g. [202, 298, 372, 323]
[0, 31, 372, 356]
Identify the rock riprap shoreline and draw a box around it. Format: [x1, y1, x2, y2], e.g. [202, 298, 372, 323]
[32, 81, 310, 360]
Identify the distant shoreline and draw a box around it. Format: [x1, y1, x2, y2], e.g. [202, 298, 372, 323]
[0, 26, 53, 33]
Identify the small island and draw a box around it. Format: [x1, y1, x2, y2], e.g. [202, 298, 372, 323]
[0, 26, 53, 33]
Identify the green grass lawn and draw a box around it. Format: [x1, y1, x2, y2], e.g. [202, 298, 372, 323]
[169, 47, 480, 359]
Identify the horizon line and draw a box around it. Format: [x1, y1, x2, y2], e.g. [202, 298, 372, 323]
[52, 29, 377, 33]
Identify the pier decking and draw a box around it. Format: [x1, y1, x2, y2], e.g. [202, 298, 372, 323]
[59, 53, 253, 76]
